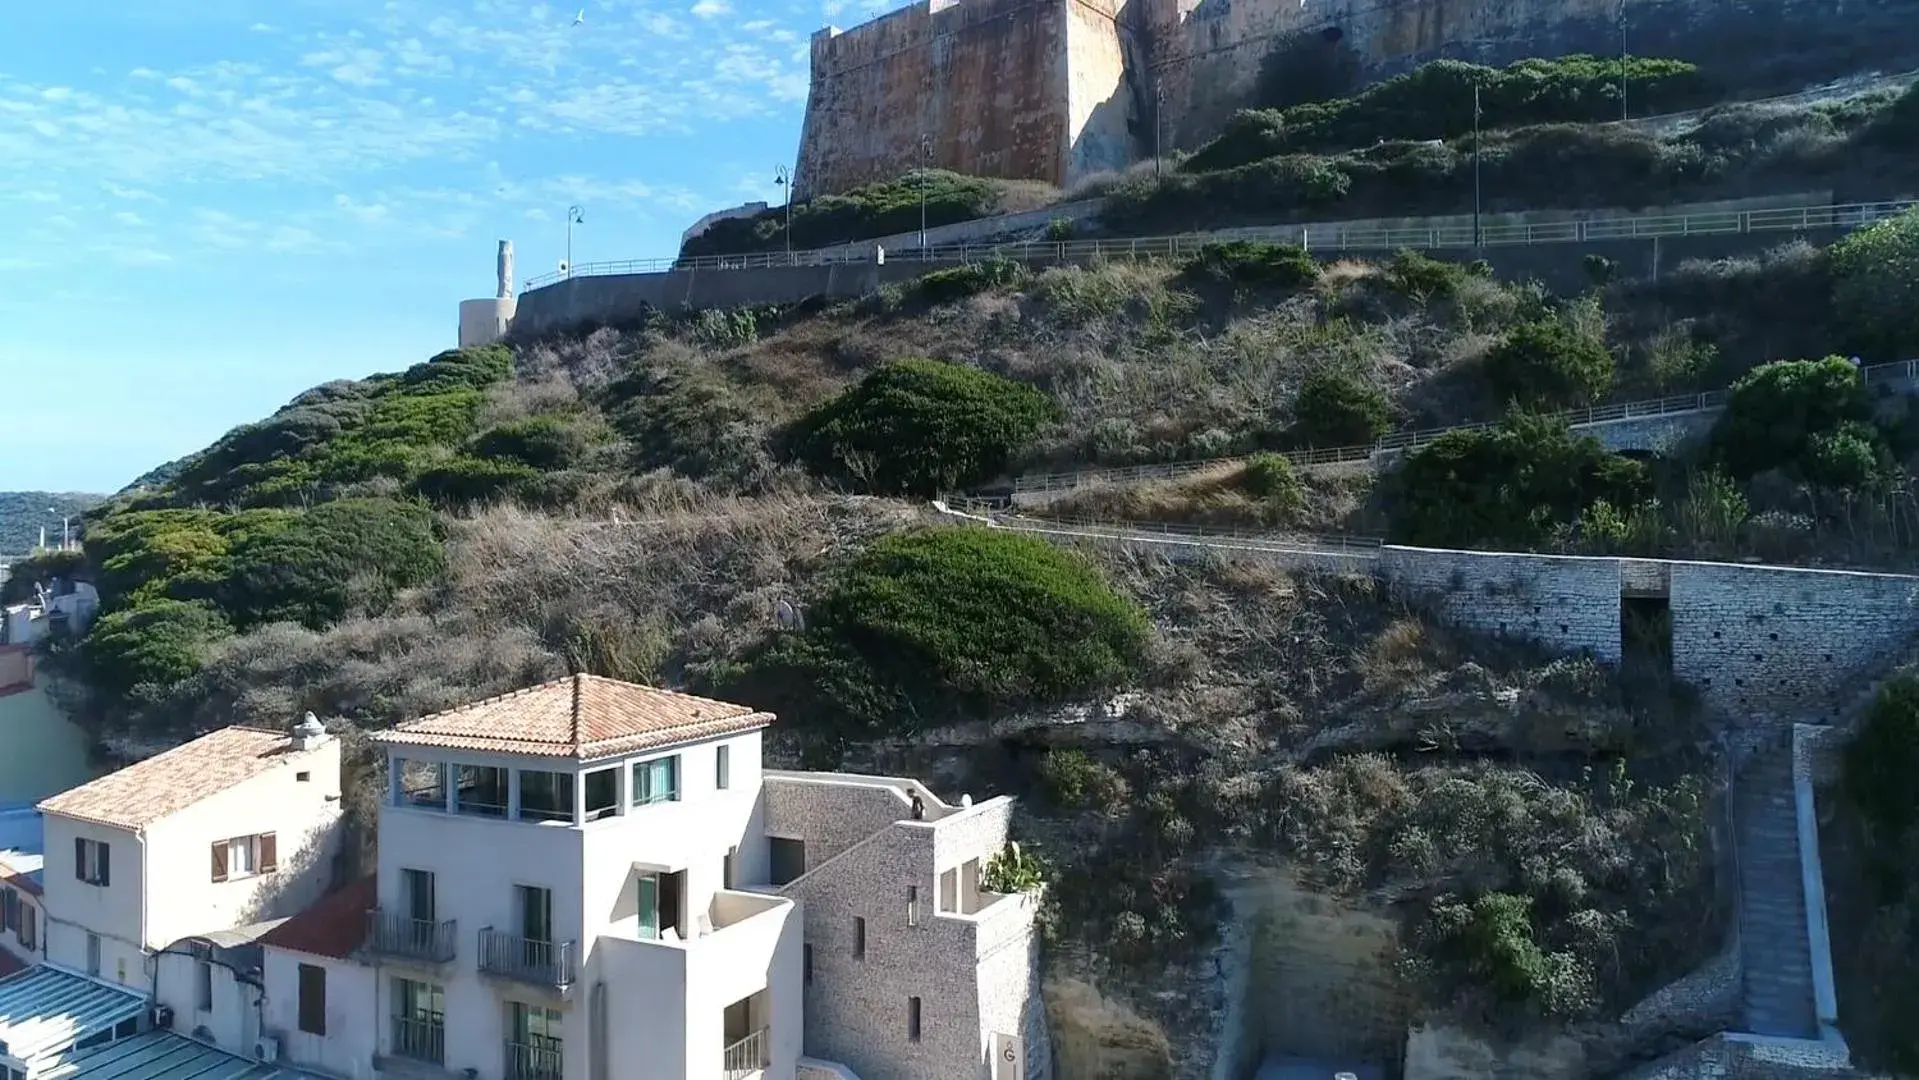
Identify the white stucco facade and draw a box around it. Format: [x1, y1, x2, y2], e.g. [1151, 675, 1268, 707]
[7, 677, 1049, 1080]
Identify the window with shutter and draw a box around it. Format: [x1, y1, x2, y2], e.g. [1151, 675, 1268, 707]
[22, 905, 34, 950]
[297, 963, 326, 1035]
[260, 833, 278, 873]
[97, 842, 109, 887]
[211, 840, 230, 884]
[74, 837, 85, 881]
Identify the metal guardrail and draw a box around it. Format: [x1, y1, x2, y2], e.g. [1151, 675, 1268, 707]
[525, 199, 1917, 288]
[994, 512, 1387, 554]
[723, 1028, 769, 1080]
[366, 910, 457, 964]
[1013, 358, 1919, 496]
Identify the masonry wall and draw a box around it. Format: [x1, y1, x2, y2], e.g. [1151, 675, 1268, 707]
[1142, 0, 1919, 154]
[1377, 547, 1624, 663]
[1669, 562, 1919, 723]
[796, 0, 1081, 199]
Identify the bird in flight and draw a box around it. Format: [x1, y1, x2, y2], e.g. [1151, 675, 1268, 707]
[573, 8, 586, 25]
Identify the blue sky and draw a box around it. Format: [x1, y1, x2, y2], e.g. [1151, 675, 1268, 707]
[1, 0, 905, 495]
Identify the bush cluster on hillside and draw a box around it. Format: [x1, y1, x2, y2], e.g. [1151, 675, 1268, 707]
[716, 526, 1150, 738]
[1712, 356, 1887, 488]
[790, 358, 1057, 496]
[679, 171, 1052, 258]
[1389, 416, 1650, 548]
[161, 346, 515, 508]
[1102, 83, 1919, 236]
[1839, 674, 1919, 1071]
[1190, 55, 1712, 171]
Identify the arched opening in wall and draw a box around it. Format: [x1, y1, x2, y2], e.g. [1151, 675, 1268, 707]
[1621, 595, 1673, 680]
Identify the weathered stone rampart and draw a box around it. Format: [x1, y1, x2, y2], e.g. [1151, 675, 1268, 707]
[794, 0, 1919, 195]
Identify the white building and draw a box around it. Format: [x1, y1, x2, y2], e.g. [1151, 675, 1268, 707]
[0, 676, 1049, 1080]
[34, 719, 345, 994]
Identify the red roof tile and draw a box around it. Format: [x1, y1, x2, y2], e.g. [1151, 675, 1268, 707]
[371, 674, 773, 760]
[260, 877, 375, 961]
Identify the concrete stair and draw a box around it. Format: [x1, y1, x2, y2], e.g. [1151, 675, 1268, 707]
[1735, 743, 1818, 1039]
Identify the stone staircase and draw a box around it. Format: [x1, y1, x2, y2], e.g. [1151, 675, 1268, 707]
[1734, 739, 1818, 1039]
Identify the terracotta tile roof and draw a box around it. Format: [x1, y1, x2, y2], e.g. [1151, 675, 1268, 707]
[37, 727, 309, 832]
[372, 674, 774, 761]
[260, 877, 375, 960]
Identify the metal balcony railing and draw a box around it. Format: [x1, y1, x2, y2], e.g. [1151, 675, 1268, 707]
[366, 910, 457, 964]
[722, 1028, 769, 1079]
[505, 1039, 564, 1080]
[391, 1014, 446, 1064]
[479, 928, 577, 989]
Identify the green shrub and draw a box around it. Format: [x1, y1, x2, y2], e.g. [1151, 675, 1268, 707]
[1712, 356, 1876, 481]
[1046, 218, 1078, 242]
[1420, 891, 1593, 1015]
[1037, 749, 1131, 811]
[473, 415, 592, 470]
[0, 548, 87, 605]
[1239, 453, 1304, 511]
[912, 256, 1028, 305]
[689, 308, 760, 349]
[1389, 415, 1650, 548]
[1829, 206, 1919, 358]
[1186, 55, 1710, 171]
[1293, 367, 1392, 447]
[1845, 674, 1919, 834]
[1179, 240, 1321, 288]
[411, 456, 541, 506]
[215, 498, 445, 629]
[604, 365, 766, 486]
[1486, 318, 1615, 410]
[84, 599, 233, 699]
[1382, 249, 1485, 303]
[681, 170, 1009, 257]
[981, 842, 1048, 893]
[723, 527, 1150, 735]
[792, 358, 1057, 496]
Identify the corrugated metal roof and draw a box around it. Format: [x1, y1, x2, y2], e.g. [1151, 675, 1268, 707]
[46, 1030, 322, 1080]
[0, 965, 146, 1063]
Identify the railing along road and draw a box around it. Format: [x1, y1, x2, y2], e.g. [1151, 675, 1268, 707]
[1012, 358, 1919, 497]
[526, 199, 1916, 288]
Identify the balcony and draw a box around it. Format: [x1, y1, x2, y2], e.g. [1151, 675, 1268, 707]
[722, 1028, 767, 1080]
[367, 910, 457, 965]
[479, 928, 577, 989]
[391, 1015, 446, 1065]
[506, 1039, 564, 1080]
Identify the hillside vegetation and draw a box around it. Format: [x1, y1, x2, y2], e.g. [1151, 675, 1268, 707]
[679, 55, 1919, 260]
[0, 492, 101, 559]
[20, 190, 1919, 1078]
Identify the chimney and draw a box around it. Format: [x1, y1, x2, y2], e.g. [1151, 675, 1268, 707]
[292, 711, 330, 752]
[497, 240, 516, 300]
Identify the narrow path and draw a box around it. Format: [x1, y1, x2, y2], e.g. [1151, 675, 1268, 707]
[1735, 742, 1819, 1039]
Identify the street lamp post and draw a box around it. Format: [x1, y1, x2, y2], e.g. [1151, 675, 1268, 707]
[1617, 0, 1629, 121]
[44, 508, 70, 551]
[565, 205, 585, 278]
[1472, 80, 1483, 249]
[918, 135, 933, 253]
[774, 166, 794, 260]
[1154, 77, 1165, 178]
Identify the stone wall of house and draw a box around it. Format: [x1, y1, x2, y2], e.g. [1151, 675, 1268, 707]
[772, 783, 1049, 1080]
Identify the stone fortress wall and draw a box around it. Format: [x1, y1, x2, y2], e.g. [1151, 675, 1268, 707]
[793, 0, 1919, 197]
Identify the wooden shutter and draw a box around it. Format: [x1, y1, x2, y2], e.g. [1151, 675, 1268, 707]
[297, 963, 327, 1036]
[74, 838, 85, 881]
[97, 842, 109, 887]
[259, 833, 278, 873]
[211, 840, 229, 883]
[23, 905, 35, 950]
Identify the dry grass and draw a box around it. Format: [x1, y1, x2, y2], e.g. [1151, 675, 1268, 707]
[1039, 465, 1379, 534]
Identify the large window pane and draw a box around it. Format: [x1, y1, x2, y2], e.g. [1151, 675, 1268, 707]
[583, 768, 619, 821]
[456, 766, 508, 817]
[400, 760, 446, 809]
[631, 756, 679, 806]
[519, 771, 576, 823]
